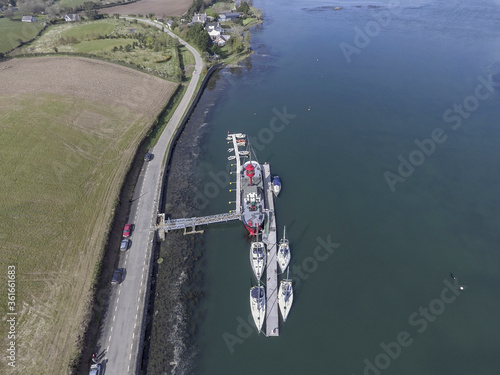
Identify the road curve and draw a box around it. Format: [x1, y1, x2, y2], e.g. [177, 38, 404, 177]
[96, 18, 203, 375]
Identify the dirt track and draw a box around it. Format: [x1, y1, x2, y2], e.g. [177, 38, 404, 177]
[100, 0, 191, 17]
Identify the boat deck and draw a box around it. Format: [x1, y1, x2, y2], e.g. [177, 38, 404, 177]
[229, 134, 242, 214]
[262, 163, 279, 337]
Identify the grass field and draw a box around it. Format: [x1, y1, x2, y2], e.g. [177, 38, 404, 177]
[0, 56, 177, 374]
[15, 19, 188, 81]
[71, 37, 131, 52]
[61, 21, 115, 39]
[0, 18, 45, 53]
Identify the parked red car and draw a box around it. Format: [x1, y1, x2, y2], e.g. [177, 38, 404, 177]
[123, 224, 132, 238]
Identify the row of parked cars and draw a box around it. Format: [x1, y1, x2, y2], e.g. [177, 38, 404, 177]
[111, 223, 133, 285]
[91, 153, 153, 372]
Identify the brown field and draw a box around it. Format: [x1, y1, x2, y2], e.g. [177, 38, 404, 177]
[101, 0, 192, 17]
[0, 57, 176, 374]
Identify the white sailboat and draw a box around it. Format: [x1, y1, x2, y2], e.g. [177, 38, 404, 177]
[277, 226, 291, 273]
[250, 285, 266, 331]
[250, 240, 266, 281]
[278, 268, 293, 322]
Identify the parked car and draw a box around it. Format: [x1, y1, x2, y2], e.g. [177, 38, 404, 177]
[120, 238, 130, 251]
[89, 363, 101, 375]
[123, 223, 132, 237]
[111, 268, 125, 285]
[144, 152, 153, 161]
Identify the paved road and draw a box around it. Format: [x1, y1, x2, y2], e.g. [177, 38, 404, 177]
[96, 19, 203, 375]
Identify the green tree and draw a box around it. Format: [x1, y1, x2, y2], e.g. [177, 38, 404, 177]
[85, 8, 99, 20]
[186, 23, 211, 52]
[236, 1, 250, 15]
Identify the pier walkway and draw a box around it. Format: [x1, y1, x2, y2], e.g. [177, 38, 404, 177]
[156, 212, 241, 235]
[262, 163, 279, 337]
[228, 134, 242, 214]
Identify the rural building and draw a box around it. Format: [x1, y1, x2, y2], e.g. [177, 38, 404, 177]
[64, 14, 81, 22]
[166, 19, 174, 29]
[215, 35, 230, 47]
[21, 15, 37, 22]
[192, 13, 207, 24]
[219, 12, 242, 22]
[206, 22, 224, 40]
[206, 22, 222, 31]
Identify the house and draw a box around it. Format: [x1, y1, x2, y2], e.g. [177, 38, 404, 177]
[192, 13, 207, 24]
[64, 14, 81, 22]
[219, 12, 242, 22]
[21, 15, 37, 22]
[208, 29, 222, 40]
[205, 22, 221, 31]
[215, 34, 230, 47]
[206, 22, 224, 39]
[166, 19, 174, 29]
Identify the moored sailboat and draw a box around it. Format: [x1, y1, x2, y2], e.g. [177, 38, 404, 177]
[250, 240, 266, 281]
[250, 285, 266, 331]
[277, 226, 291, 273]
[278, 268, 293, 322]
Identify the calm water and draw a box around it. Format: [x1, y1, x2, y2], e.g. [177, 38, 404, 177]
[170, 1, 500, 374]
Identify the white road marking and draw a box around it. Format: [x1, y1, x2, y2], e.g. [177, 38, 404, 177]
[113, 315, 115, 322]
[110, 326, 113, 332]
[108, 335, 111, 342]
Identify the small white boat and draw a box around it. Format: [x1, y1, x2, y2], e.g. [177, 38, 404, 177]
[272, 176, 281, 197]
[250, 241, 266, 281]
[226, 135, 232, 140]
[235, 133, 246, 138]
[239, 150, 250, 156]
[277, 226, 291, 273]
[278, 268, 293, 322]
[250, 285, 266, 331]
[228, 148, 234, 152]
[228, 155, 236, 160]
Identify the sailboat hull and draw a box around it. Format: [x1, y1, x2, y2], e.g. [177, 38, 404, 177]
[278, 280, 293, 322]
[250, 286, 266, 331]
